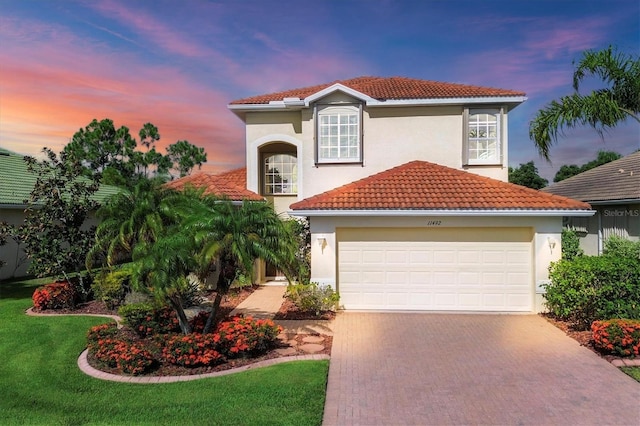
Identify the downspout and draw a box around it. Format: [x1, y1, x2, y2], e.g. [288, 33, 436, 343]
[597, 208, 603, 255]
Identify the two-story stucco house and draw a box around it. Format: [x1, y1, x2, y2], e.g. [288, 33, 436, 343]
[179, 76, 593, 313]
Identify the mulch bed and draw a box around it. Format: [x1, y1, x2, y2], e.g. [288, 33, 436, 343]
[31, 285, 333, 378]
[541, 314, 619, 362]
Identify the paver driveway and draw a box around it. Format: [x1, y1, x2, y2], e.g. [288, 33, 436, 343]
[323, 313, 640, 425]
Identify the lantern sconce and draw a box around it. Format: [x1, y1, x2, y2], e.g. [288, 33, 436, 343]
[317, 237, 327, 253]
[547, 237, 557, 254]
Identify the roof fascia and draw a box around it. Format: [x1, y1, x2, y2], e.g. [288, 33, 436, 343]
[585, 198, 640, 205]
[289, 209, 595, 217]
[303, 83, 376, 105]
[366, 96, 527, 108]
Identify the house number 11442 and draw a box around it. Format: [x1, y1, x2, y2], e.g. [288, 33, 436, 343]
[426, 220, 441, 226]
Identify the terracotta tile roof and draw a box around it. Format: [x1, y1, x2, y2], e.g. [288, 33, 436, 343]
[165, 168, 263, 201]
[290, 161, 591, 211]
[230, 76, 526, 105]
[542, 151, 640, 203]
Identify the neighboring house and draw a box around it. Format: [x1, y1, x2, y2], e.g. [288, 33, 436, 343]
[0, 148, 120, 281]
[177, 76, 592, 313]
[542, 151, 640, 255]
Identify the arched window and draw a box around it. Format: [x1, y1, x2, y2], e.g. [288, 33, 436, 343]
[264, 153, 297, 194]
[465, 108, 502, 165]
[316, 105, 361, 163]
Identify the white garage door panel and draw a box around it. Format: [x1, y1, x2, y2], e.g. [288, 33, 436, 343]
[338, 236, 532, 312]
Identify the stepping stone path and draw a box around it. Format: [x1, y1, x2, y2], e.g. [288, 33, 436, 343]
[275, 333, 327, 355]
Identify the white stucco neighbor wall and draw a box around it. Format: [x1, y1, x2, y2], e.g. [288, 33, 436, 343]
[306, 215, 562, 313]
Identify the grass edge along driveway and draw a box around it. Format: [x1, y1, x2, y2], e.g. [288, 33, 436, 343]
[0, 278, 329, 426]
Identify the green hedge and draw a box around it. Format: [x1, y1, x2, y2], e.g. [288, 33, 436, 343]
[545, 254, 640, 329]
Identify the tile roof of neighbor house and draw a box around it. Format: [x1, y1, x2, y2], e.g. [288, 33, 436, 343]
[541, 151, 640, 203]
[0, 148, 121, 206]
[229, 76, 526, 105]
[164, 168, 263, 201]
[290, 161, 591, 212]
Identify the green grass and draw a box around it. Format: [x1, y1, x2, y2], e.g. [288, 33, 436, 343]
[620, 367, 640, 382]
[0, 278, 329, 425]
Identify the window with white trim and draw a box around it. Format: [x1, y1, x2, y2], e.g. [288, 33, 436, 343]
[264, 153, 297, 195]
[466, 109, 502, 165]
[316, 105, 361, 163]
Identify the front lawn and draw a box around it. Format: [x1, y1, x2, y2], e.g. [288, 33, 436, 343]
[0, 278, 329, 425]
[621, 367, 640, 382]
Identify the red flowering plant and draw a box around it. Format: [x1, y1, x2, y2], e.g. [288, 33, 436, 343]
[86, 323, 119, 353]
[592, 319, 640, 358]
[118, 303, 180, 337]
[215, 315, 282, 358]
[32, 281, 76, 310]
[161, 333, 223, 367]
[90, 336, 155, 375]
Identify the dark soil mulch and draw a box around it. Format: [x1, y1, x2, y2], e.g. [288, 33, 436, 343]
[273, 298, 336, 321]
[541, 314, 619, 362]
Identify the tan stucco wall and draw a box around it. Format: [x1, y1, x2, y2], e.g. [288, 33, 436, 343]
[244, 98, 511, 207]
[305, 215, 562, 313]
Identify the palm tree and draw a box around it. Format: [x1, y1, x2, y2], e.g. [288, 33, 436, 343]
[529, 46, 640, 160]
[87, 179, 169, 268]
[181, 197, 298, 333]
[130, 227, 197, 334]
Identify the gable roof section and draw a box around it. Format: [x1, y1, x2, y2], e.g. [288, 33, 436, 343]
[164, 168, 263, 202]
[0, 148, 121, 207]
[541, 151, 640, 203]
[229, 76, 526, 117]
[290, 161, 591, 216]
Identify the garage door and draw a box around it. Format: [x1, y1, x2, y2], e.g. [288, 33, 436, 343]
[338, 227, 533, 312]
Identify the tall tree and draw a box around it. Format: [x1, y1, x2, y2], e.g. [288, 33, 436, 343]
[167, 140, 207, 177]
[553, 150, 622, 182]
[18, 148, 99, 279]
[508, 161, 548, 189]
[530, 46, 640, 160]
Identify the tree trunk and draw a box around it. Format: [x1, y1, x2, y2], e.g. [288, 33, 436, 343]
[169, 296, 192, 335]
[202, 292, 223, 334]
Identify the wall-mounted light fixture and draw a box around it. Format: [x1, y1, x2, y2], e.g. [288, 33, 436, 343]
[547, 237, 557, 254]
[317, 237, 327, 253]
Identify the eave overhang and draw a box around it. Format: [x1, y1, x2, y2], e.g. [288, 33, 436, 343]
[289, 209, 595, 218]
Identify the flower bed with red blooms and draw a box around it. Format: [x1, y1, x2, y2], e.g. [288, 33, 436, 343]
[86, 315, 284, 375]
[592, 319, 640, 358]
[161, 333, 223, 367]
[32, 282, 76, 310]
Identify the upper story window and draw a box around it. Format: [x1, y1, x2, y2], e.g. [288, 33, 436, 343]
[264, 153, 297, 195]
[465, 108, 502, 165]
[316, 105, 362, 164]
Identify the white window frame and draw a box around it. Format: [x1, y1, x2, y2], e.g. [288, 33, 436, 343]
[316, 104, 362, 164]
[464, 108, 503, 166]
[263, 153, 297, 195]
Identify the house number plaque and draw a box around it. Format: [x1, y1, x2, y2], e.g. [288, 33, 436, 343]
[426, 220, 442, 226]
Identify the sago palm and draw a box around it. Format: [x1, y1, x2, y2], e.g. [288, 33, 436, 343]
[529, 46, 640, 160]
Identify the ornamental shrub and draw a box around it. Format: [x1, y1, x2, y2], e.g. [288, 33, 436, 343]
[285, 282, 339, 315]
[216, 316, 282, 358]
[86, 323, 119, 353]
[92, 269, 131, 309]
[91, 337, 155, 375]
[545, 255, 640, 329]
[32, 281, 76, 310]
[591, 319, 640, 358]
[161, 333, 222, 367]
[604, 235, 640, 259]
[118, 303, 180, 337]
[561, 228, 583, 260]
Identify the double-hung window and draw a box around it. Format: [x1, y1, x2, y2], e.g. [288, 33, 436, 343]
[316, 105, 361, 163]
[264, 153, 297, 195]
[465, 108, 502, 165]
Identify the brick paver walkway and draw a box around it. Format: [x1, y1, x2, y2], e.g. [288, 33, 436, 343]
[323, 313, 640, 426]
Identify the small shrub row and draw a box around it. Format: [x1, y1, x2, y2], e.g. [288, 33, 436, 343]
[87, 316, 282, 371]
[118, 303, 180, 337]
[285, 283, 339, 315]
[32, 281, 76, 310]
[592, 319, 640, 358]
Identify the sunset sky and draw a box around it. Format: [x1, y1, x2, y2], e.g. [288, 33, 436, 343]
[1, 0, 638, 180]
